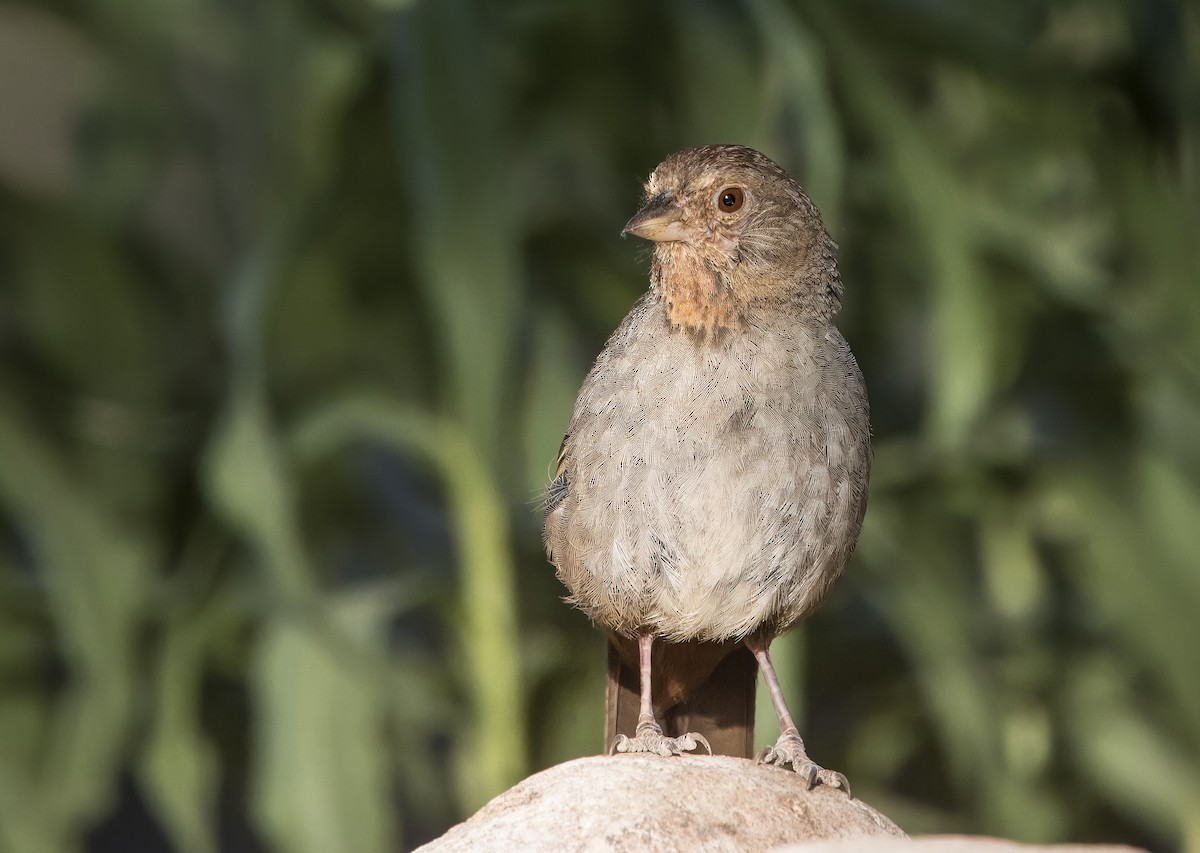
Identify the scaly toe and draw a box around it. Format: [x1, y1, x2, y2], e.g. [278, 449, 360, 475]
[610, 728, 711, 757]
[755, 734, 850, 796]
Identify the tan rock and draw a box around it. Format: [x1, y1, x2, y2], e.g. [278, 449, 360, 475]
[418, 755, 1150, 852]
[789, 838, 1146, 852]
[416, 754, 903, 852]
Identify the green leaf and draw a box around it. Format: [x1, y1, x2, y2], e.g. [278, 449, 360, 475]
[291, 396, 526, 810]
[252, 604, 394, 853]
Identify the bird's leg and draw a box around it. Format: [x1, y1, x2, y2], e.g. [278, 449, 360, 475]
[610, 633, 712, 757]
[747, 635, 850, 794]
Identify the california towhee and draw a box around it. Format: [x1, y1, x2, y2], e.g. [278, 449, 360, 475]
[544, 145, 870, 790]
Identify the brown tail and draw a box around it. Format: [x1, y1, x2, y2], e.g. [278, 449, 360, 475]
[605, 636, 757, 758]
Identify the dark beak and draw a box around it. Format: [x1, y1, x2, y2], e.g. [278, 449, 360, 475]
[622, 192, 690, 242]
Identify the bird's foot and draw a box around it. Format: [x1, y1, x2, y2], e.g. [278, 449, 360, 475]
[756, 729, 850, 795]
[610, 716, 712, 758]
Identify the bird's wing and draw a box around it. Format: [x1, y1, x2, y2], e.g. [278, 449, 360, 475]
[543, 433, 570, 516]
[552, 433, 569, 481]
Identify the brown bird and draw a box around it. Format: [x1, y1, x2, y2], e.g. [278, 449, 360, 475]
[543, 145, 870, 790]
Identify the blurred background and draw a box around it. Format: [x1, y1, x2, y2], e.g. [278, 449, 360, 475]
[0, 0, 1198, 851]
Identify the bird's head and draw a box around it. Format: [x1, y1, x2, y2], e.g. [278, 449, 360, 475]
[624, 145, 841, 334]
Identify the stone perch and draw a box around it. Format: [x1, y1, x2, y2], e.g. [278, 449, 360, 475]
[416, 755, 1147, 853]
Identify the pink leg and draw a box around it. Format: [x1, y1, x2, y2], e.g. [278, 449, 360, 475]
[609, 633, 712, 758]
[747, 636, 850, 794]
[751, 643, 799, 735]
[637, 633, 656, 727]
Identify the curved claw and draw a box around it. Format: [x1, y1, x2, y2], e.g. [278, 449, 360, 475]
[678, 731, 713, 756]
[825, 770, 851, 798]
[799, 762, 819, 789]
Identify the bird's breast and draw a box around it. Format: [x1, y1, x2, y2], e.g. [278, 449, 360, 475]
[551, 305, 869, 641]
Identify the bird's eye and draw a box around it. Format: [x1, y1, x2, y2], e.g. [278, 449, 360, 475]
[716, 187, 745, 213]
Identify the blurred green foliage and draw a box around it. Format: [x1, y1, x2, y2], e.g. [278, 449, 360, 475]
[0, 0, 1197, 850]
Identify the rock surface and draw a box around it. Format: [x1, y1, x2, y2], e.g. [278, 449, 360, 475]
[417, 755, 1150, 852]
[790, 839, 1146, 852]
[416, 754, 903, 852]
